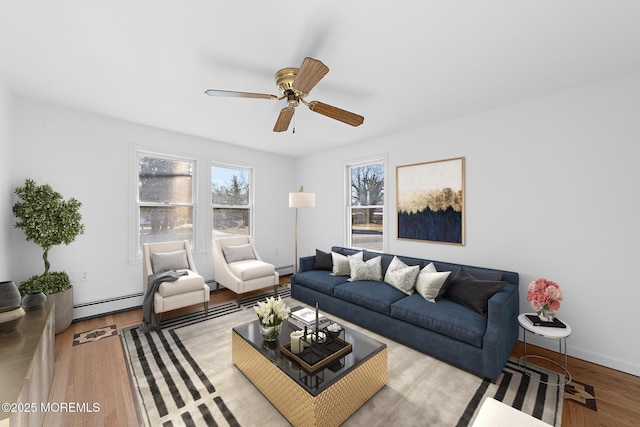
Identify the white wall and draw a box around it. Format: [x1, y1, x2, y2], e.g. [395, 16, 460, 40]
[10, 99, 296, 313]
[296, 73, 640, 376]
[0, 77, 13, 280]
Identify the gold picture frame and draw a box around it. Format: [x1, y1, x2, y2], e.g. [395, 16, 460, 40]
[396, 157, 465, 245]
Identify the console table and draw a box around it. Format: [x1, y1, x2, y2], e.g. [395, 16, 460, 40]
[0, 300, 55, 427]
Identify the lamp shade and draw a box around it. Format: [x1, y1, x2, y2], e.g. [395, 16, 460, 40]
[289, 191, 315, 208]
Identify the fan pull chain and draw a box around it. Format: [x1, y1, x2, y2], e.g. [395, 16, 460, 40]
[292, 109, 296, 134]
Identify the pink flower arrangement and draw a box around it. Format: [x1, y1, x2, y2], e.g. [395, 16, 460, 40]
[527, 278, 562, 313]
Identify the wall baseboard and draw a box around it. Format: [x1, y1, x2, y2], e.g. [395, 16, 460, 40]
[72, 269, 293, 322]
[73, 293, 143, 321]
[276, 265, 294, 276]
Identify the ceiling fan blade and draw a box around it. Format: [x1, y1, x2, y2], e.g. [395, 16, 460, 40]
[205, 89, 278, 100]
[292, 57, 329, 94]
[273, 107, 294, 132]
[307, 101, 364, 127]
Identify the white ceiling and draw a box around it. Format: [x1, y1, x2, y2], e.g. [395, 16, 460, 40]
[1, 1, 639, 158]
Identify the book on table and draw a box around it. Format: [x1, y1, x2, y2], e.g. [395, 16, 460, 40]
[291, 307, 324, 325]
[289, 307, 330, 330]
[525, 314, 567, 328]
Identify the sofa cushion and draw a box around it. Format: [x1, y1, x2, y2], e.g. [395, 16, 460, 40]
[292, 270, 349, 296]
[384, 256, 419, 295]
[151, 250, 189, 273]
[223, 244, 256, 263]
[228, 259, 274, 281]
[445, 268, 507, 315]
[334, 280, 406, 315]
[313, 249, 333, 270]
[157, 270, 204, 297]
[349, 255, 383, 281]
[415, 262, 452, 302]
[390, 293, 488, 347]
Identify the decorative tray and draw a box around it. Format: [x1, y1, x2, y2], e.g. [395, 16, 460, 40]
[281, 336, 352, 374]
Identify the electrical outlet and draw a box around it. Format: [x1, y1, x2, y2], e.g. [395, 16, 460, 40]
[81, 271, 88, 281]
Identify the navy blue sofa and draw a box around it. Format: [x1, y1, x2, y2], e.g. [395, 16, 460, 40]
[291, 246, 520, 382]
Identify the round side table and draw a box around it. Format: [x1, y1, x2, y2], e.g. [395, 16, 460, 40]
[518, 313, 572, 386]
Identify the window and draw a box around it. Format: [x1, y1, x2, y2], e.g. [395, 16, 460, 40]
[137, 153, 195, 253]
[347, 161, 384, 250]
[212, 165, 252, 237]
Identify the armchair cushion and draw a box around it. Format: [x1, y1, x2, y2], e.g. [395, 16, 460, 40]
[223, 244, 256, 263]
[229, 259, 275, 281]
[157, 270, 206, 297]
[151, 250, 189, 273]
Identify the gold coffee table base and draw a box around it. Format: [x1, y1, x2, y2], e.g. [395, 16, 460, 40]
[232, 330, 388, 427]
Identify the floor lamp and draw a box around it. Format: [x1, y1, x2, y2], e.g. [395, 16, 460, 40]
[289, 186, 315, 274]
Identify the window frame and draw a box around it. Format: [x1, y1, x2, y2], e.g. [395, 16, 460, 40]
[345, 156, 387, 252]
[133, 149, 197, 258]
[211, 162, 254, 239]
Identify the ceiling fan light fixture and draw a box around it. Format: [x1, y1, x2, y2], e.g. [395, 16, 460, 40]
[205, 57, 364, 132]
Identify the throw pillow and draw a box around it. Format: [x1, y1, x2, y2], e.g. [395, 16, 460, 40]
[445, 268, 507, 315]
[384, 256, 419, 295]
[151, 250, 189, 273]
[313, 249, 333, 270]
[415, 262, 451, 302]
[331, 251, 362, 276]
[348, 255, 383, 281]
[223, 243, 256, 263]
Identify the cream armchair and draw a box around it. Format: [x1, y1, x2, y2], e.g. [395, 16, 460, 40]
[142, 240, 210, 328]
[212, 236, 279, 306]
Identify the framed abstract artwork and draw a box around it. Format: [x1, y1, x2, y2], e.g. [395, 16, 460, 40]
[396, 157, 465, 245]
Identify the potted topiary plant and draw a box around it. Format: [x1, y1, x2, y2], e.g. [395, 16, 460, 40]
[13, 178, 85, 333]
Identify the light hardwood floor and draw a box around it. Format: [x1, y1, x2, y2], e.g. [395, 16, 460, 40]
[45, 282, 640, 426]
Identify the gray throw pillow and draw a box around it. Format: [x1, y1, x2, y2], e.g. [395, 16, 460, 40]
[415, 262, 451, 302]
[151, 249, 189, 273]
[331, 251, 362, 276]
[348, 255, 382, 281]
[223, 244, 256, 263]
[384, 256, 419, 295]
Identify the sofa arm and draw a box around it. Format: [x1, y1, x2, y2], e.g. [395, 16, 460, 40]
[298, 256, 316, 272]
[482, 283, 520, 380]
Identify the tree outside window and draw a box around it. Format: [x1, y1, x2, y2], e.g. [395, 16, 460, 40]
[348, 162, 384, 250]
[212, 165, 252, 237]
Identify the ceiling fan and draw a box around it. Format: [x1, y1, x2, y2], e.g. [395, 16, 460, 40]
[205, 57, 364, 132]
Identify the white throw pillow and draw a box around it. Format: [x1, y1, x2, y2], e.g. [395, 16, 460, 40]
[348, 255, 382, 281]
[151, 249, 189, 273]
[223, 244, 256, 263]
[331, 251, 362, 276]
[384, 256, 419, 295]
[415, 262, 451, 302]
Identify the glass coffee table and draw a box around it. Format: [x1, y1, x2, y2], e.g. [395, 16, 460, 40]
[232, 317, 387, 426]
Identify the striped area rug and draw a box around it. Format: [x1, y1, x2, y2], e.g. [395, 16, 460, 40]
[121, 288, 563, 426]
[121, 288, 290, 427]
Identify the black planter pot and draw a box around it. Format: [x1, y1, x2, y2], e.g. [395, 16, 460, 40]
[0, 280, 22, 308]
[22, 292, 47, 311]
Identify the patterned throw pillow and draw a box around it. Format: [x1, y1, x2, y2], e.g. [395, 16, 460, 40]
[331, 251, 363, 276]
[348, 255, 382, 281]
[415, 262, 451, 302]
[384, 256, 419, 295]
